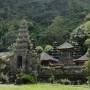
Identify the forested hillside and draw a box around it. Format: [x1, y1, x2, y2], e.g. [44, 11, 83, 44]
[0, 0, 90, 48]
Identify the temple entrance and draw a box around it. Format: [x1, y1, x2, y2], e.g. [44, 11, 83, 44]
[17, 56, 22, 68]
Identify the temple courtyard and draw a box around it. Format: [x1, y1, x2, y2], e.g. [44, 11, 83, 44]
[0, 84, 89, 90]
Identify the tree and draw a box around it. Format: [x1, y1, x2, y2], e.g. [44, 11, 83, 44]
[70, 21, 90, 53]
[43, 16, 69, 44]
[0, 19, 19, 48]
[84, 38, 90, 48]
[71, 26, 88, 46]
[0, 0, 89, 47]
[44, 45, 53, 54]
[35, 46, 43, 54]
[1, 31, 17, 48]
[85, 13, 90, 21]
[71, 21, 90, 44]
[84, 60, 90, 84]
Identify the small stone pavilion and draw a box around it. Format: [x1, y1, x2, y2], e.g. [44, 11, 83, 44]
[10, 19, 39, 73]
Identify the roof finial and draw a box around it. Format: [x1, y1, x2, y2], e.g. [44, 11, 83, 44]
[20, 18, 28, 28]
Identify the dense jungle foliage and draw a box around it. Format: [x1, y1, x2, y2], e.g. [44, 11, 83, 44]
[0, 0, 90, 48]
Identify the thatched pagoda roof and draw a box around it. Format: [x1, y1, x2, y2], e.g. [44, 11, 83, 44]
[74, 52, 90, 62]
[40, 52, 58, 62]
[57, 42, 74, 50]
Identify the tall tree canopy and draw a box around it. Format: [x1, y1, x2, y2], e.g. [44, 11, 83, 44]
[0, 0, 90, 48]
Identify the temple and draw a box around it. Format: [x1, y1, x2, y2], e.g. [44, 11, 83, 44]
[0, 19, 89, 84]
[10, 19, 38, 73]
[50, 41, 89, 66]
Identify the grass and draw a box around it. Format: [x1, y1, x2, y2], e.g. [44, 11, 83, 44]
[0, 84, 89, 90]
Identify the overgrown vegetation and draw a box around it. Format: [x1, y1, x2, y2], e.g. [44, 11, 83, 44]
[84, 60, 90, 84]
[0, 0, 90, 48]
[0, 0, 90, 85]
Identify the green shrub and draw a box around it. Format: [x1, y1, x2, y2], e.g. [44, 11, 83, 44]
[84, 60, 90, 84]
[15, 73, 37, 84]
[87, 76, 90, 84]
[0, 73, 9, 84]
[49, 75, 55, 84]
[36, 46, 43, 53]
[44, 45, 53, 53]
[60, 79, 71, 85]
[22, 74, 37, 84]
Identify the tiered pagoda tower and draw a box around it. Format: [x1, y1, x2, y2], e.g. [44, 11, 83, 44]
[57, 42, 74, 65]
[73, 42, 82, 59]
[10, 19, 38, 73]
[52, 41, 59, 59]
